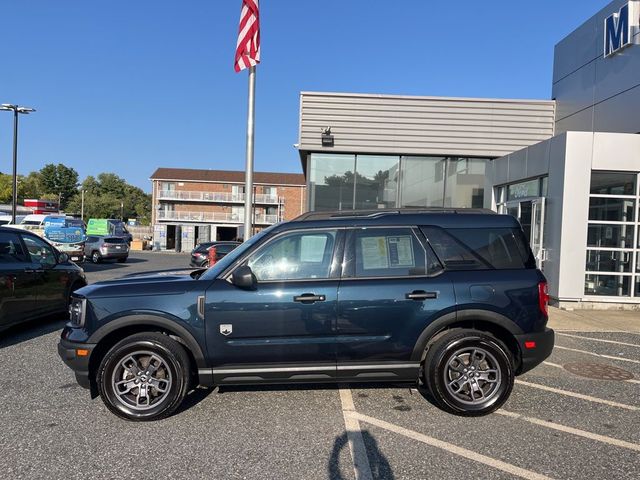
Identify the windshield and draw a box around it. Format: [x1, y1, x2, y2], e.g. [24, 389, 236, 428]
[200, 225, 277, 280]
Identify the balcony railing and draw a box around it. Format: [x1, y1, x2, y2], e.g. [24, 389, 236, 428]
[158, 190, 282, 204]
[157, 210, 280, 225]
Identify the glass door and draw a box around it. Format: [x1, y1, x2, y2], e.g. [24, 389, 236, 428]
[505, 197, 546, 269]
[531, 198, 546, 269]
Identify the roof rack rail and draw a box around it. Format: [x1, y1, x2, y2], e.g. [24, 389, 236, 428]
[293, 207, 495, 222]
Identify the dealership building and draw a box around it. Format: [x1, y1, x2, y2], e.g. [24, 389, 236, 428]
[296, 0, 640, 308]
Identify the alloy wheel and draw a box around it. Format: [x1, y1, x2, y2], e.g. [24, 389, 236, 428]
[443, 346, 501, 405]
[111, 350, 173, 411]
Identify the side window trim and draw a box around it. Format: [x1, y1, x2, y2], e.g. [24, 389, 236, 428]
[224, 227, 346, 283]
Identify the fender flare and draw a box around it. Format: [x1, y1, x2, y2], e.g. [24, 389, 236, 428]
[410, 309, 524, 362]
[88, 314, 207, 368]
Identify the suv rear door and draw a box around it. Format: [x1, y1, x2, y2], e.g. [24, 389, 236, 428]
[336, 226, 456, 380]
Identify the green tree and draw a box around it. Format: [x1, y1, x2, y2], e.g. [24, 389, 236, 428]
[39, 163, 79, 209]
[66, 173, 151, 225]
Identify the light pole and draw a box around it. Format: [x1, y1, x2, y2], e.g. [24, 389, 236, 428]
[1, 104, 36, 224]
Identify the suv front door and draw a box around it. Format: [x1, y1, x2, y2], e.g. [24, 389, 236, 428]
[336, 227, 456, 380]
[205, 229, 343, 384]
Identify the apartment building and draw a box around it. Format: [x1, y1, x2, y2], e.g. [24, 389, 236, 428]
[150, 168, 306, 251]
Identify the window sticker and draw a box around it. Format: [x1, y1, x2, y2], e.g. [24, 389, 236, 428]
[361, 236, 389, 269]
[300, 235, 328, 263]
[387, 236, 414, 267]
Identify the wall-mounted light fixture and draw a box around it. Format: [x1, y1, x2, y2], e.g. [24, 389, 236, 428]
[321, 126, 334, 147]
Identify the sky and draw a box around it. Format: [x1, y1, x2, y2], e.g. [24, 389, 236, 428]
[0, 0, 608, 192]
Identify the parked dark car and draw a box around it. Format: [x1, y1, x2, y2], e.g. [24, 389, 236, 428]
[190, 241, 241, 268]
[0, 227, 87, 332]
[84, 236, 129, 264]
[59, 209, 554, 421]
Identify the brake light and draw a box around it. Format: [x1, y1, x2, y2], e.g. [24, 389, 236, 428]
[538, 281, 549, 316]
[524, 341, 536, 349]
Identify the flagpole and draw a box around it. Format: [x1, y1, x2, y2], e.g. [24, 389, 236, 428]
[243, 65, 256, 240]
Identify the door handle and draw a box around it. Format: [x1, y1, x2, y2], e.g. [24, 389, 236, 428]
[197, 295, 205, 319]
[293, 293, 326, 303]
[405, 290, 438, 300]
[24, 268, 44, 274]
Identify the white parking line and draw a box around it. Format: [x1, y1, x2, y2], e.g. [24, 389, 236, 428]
[557, 332, 640, 348]
[515, 380, 640, 411]
[338, 388, 373, 480]
[497, 410, 640, 453]
[350, 411, 553, 480]
[554, 345, 640, 364]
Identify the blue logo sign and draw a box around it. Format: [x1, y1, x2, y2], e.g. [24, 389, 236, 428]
[605, 3, 632, 57]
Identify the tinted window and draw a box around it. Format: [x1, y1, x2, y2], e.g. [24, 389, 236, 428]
[0, 231, 27, 263]
[247, 230, 337, 281]
[195, 243, 213, 253]
[86, 236, 97, 243]
[422, 227, 534, 270]
[347, 228, 439, 278]
[104, 237, 125, 244]
[215, 244, 237, 254]
[22, 235, 57, 266]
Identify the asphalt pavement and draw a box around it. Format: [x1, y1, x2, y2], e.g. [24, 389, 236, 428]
[0, 252, 638, 479]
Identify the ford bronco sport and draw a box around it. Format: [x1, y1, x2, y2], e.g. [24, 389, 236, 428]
[59, 209, 554, 421]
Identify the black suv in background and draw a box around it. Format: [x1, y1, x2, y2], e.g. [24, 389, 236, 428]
[0, 227, 86, 332]
[59, 209, 554, 421]
[189, 241, 240, 268]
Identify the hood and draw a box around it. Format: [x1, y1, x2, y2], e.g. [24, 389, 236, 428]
[76, 268, 204, 299]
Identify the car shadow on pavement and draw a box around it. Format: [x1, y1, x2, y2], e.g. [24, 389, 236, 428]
[0, 317, 66, 349]
[173, 387, 215, 415]
[328, 430, 394, 480]
[81, 257, 148, 272]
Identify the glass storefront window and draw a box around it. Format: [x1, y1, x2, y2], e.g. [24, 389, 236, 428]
[588, 198, 636, 222]
[309, 154, 489, 211]
[444, 158, 486, 208]
[587, 224, 635, 248]
[354, 155, 399, 209]
[399, 156, 446, 207]
[584, 274, 631, 296]
[590, 172, 636, 195]
[585, 250, 632, 273]
[308, 154, 356, 211]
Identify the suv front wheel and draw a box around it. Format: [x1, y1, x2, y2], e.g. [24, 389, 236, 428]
[96, 332, 191, 421]
[423, 329, 514, 416]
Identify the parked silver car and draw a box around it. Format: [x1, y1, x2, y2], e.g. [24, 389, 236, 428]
[84, 236, 129, 263]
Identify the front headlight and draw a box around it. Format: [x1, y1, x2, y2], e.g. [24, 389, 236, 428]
[69, 298, 86, 327]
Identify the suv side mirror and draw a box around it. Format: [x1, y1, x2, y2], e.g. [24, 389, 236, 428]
[58, 252, 70, 263]
[231, 265, 257, 290]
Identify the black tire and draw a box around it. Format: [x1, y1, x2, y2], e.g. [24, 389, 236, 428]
[423, 329, 514, 416]
[117, 257, 127, 263]
[96, 332, 191, 421]
[91, 251, 101, 264]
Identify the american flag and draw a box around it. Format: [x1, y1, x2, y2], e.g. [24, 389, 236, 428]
[234, 0, 260, 72]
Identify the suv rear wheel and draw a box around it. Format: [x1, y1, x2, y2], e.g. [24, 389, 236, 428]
[96, 332, 191, 421]
[423, 329, 514, 416]
[91, 251, 101, 264]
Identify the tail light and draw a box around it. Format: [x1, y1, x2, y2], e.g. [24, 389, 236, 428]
[538, 281, 549, 316]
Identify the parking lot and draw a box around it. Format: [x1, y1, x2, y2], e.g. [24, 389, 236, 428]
[0, 252, 638, 479]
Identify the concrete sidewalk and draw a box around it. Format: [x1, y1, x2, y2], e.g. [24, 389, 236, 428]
[548, 306, 640, 332]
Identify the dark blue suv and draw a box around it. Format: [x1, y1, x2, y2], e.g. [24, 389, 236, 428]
[59, 209, 554, 421]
